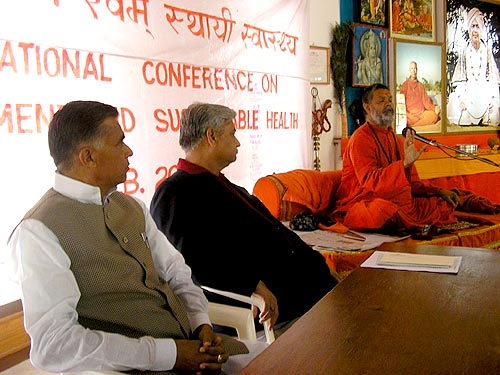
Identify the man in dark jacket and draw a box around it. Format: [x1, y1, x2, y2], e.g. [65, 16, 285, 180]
[150, 102, 338, 331]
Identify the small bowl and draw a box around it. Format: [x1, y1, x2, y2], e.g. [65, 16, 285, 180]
[455, 144, 478, 158]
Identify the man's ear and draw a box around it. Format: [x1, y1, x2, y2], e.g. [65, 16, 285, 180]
[362, 102, 370, 115]
[206, 127, 217, 146]
[78, 146, 96, 167]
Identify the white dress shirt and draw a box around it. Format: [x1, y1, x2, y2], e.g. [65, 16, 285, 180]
[8, 173, 211, 373]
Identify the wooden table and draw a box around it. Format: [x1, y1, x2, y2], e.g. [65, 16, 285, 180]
[239, 242, 500, 375]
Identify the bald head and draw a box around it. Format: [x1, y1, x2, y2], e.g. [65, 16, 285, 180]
[409, 61, 417, 80]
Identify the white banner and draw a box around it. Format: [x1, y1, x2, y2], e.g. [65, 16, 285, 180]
[0, 0, 312, 268]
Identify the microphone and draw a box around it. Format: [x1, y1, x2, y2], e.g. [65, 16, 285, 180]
[402, 128, 500, 168]
[402, 127, 437, 146]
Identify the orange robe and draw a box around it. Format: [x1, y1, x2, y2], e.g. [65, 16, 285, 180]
[400, 78, 438, 126]
[334, 123, 456, 230]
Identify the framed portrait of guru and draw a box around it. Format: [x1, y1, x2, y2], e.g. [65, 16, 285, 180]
[446, 0, 500, 134]
[394, 39, 444, 136]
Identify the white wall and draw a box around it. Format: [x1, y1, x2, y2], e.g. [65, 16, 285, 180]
[309, 0, 342, 171]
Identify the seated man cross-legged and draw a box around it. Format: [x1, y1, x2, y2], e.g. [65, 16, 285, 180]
[334, 83, 500, 237]
[400, 61, 440, 127]
[150, 102, 338, 335]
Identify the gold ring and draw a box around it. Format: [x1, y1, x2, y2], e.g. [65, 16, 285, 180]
[217, 354, 224, 364]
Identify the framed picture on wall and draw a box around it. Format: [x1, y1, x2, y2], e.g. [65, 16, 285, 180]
[446, 0, 500, 133]
[394, 40, 444, 136]
[390, 0, 435, 42]
[309, 46, 330, 84]
[360, 0, 387, 27]
[352, 23, 388, 87]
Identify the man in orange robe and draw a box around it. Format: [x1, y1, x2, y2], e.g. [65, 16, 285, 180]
[400, 61, 440, 126]
[334, 83, 459, 233]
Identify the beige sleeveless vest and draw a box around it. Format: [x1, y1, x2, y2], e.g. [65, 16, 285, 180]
[24, 189, 247, 374]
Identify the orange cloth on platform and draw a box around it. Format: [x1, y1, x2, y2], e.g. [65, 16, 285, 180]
[334, 122, 456, 230]
[425, 173, 500, 205]
[277, 169, 336, 214]
[453, 188, 500, 215]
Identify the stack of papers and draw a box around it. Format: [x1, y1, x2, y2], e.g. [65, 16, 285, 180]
[294, 229, 408, 252]
[361, 251, 462, 273]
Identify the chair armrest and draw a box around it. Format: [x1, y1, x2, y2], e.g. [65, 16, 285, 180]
[201, 286, 275, 344]
[207, 302, 258, 341]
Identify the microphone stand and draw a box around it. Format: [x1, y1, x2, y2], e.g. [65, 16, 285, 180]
[428, 139, 500, 168]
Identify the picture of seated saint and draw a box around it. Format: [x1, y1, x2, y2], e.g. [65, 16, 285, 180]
[400, 61, 440, 127]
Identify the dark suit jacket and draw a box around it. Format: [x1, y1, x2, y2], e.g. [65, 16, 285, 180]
[150, 168, 337, 323]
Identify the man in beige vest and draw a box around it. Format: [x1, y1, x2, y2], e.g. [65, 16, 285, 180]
[8, 101, 264, 375]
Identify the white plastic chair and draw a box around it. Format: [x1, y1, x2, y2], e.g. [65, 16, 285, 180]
[201, 285, 275, 344]
[62, 287, 274, 375]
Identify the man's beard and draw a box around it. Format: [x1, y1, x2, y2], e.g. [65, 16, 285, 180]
[372, 106, 394, 126]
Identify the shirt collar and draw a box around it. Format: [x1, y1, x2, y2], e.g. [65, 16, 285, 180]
[177, 158, 207, 174]
[367, 122, 394, 134]
[54, 172, 116, 205]
[177, 158, 225, 178]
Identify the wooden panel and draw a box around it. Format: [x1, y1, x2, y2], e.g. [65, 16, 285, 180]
[0, 300, 30, 371]
[0, 311, 30, 359]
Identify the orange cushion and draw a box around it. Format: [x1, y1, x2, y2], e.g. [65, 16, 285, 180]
[253, 169, 342, 221]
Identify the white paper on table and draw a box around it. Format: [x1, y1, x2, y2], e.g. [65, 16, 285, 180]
[361, 251, 462, 274]
[293, 229, 409, 253]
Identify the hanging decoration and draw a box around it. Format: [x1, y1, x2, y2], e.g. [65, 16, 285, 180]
[311, 86, 332, 171]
